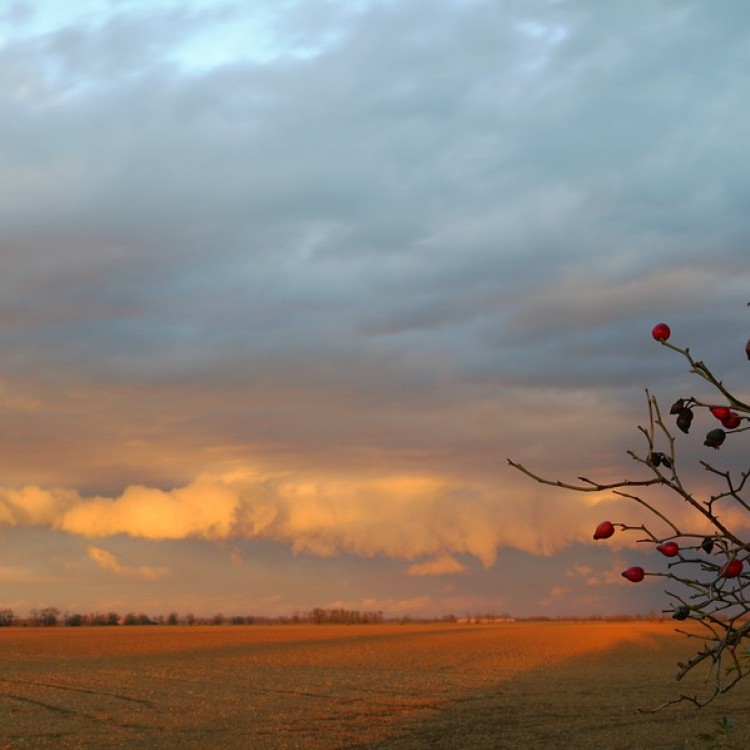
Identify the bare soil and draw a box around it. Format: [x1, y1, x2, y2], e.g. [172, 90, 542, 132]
[0, 622, 748, 749]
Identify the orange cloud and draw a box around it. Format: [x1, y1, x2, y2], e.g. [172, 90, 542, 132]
[0, 459, 697, 569]
[86, 545, 168, 581]
[0, 485, 80, 526]
[64, 480, 239, 540]
[406, 555, 467, 576]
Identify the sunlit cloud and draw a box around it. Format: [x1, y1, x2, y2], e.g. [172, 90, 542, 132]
[0, 467, 633, 567]
[0, 486, 80, 526]
[406, 555, 467, 576]
[64, 480, 240, 540]
[0, 457, 712, 572]
[86, 545, 168, 581]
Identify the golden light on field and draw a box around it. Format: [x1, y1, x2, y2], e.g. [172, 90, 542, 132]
[2, 622, 748, 749]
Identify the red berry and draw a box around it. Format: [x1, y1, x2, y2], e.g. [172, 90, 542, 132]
[593, 521, 615, 540]
[656, 541, 679, 557]
[721, 412, 741, 429]
[622, 566, 645, 583]
[710, 406, 730, 421]
[720, 559, 743, 578]
[651, 323, 671, 342]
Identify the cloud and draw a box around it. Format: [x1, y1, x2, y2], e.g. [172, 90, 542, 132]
[567, 563, 602, 587]
[0, 400, 744, 582]
[0, 0, 748, 616]
[0, 486, 80, 526]
[64, 480, 240, 540]
[57, 470, 508, 565]
[406, 555, 467, 576]
[86, 545, 168, 581]
[541, 585, 570, 606]
[509, 267, 743, 336]
[0, 461, 662, 568]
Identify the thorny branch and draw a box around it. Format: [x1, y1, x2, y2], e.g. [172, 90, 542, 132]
[509, 327, 750, 709]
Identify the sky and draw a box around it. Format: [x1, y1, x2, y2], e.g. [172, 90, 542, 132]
[1, 0, 749, 620]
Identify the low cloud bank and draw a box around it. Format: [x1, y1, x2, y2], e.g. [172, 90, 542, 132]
[0, 463, 689, 568]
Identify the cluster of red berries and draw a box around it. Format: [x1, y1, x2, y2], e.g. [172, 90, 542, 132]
[651, 323, 745, 447]
[709, 406, 741, 430]
[593, 520, 745, 589]
[585, 326, 749, 614]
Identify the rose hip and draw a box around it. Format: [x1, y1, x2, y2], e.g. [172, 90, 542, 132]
[720, 559, 743, 578]
[657, 541, 680, 557]
[622, 566, 645, 583]
[721, 412, 741, 429]
[651, 323, 671, 342]
[593, 521, 615, 540]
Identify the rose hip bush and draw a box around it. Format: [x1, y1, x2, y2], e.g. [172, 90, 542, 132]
[509, 320, 750, 708]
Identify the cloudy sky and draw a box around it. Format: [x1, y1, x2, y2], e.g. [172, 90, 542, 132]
[1, 0, 749, 619]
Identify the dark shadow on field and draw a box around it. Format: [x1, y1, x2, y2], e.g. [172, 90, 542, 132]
[354, 632, 750, 750]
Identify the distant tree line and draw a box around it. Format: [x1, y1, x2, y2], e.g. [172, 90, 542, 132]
[0, 607, 387, 627]
[306, 608, 384, 624]
[0, 607, 665, 628]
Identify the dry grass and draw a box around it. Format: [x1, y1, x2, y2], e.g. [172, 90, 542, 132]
[0, 621, 748, 749]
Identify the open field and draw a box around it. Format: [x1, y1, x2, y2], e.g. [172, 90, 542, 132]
[1, 622, 749, 749]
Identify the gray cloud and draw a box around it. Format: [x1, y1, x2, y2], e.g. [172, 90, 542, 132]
[0, 0, 748, 614]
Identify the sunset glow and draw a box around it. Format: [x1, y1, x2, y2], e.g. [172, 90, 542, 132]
[1, 0, 749, 619]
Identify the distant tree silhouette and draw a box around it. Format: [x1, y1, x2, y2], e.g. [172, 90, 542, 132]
[123, 612, 153, 625]
[30, 607, 60, 626]
[307, 608, 384, 624]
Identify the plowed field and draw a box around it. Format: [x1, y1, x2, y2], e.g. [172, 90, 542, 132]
[1, 622, 748, 748]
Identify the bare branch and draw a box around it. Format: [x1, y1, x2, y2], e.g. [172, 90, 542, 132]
[506, 459, 662, 492]
[510, 321, 750, 709]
